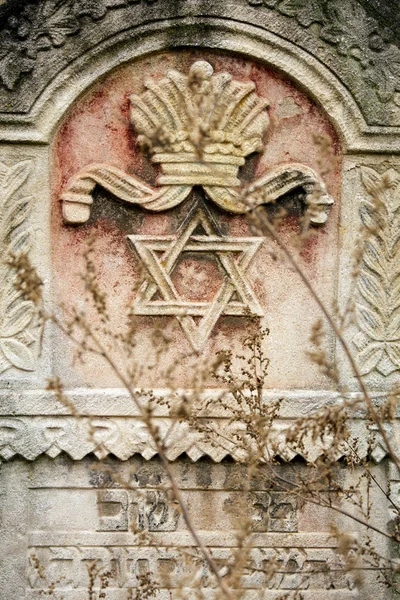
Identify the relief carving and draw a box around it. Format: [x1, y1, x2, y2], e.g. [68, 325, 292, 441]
[354, 167, 400, 376]
[227, 491, 298, 533]
[0, 160, 37, 373]
[61, 61, 333, 349]
[97, 490, 180, 532]
[128, 202, 264, 350]
[61, 60, 333, 225]
[0, 415, 392, 463]
[248, 0, 400, 109]
[28, 544, 355, 592]
[0, 0, 157, 91]
[0, 0, 397, 127]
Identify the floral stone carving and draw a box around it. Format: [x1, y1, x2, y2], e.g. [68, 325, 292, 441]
[354, 167, 400, 376]
[0, 160, 37, 373]
[248, 0, 400, 108]
[0, 0, 398, 127]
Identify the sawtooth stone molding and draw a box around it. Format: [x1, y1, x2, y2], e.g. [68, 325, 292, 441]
[0, 414, 393, 463]
[0, 389, 395, 463]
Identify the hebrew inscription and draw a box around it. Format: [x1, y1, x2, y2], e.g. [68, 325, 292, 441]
[28, 545, 355, 596]
[96, 489, 297, 534]
[22, 456, 359, 597]
[97, 490, 180, 532]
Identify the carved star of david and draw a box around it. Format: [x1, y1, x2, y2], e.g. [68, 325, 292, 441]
[127, 203, 264, 350]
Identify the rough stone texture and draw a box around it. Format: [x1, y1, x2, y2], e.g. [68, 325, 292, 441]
[51, 49, 341, 389]
[0, 455, 390, 598]
[0, 0, 399, 128]
[0, 1, 399, 598]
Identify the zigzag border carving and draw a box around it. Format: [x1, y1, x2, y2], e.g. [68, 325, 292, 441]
[0, 415, 392, 463]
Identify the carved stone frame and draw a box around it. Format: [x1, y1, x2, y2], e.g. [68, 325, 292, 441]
[1, 4, 399, 464]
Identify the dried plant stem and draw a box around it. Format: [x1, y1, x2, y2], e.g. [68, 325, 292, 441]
[196, 420, 395, 541]
[249, 206, 400, 473]
[270, 470, 394, 541]
[47, 312, 235, 600]
[344, 441, 399, 512]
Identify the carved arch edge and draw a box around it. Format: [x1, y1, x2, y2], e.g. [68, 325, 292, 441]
[0, 0, 399, 133]
[0, 17, 397, 152]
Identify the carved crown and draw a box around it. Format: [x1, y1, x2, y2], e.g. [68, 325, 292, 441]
[130, 61, 270, 187]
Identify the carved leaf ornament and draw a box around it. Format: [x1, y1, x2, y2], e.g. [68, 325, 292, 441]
[62, 61, 334, 349]
[0, 0, 158, 90]
[248, 0, 400, 105]
[354, 168, 400, 376]
[0, 0, 398, 118]
[0, 160, 36, 373]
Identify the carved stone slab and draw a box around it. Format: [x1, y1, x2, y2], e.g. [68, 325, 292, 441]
[51, 50, 341, 389]
[0, 455, 388, 598]
[0, 2, 399, 598]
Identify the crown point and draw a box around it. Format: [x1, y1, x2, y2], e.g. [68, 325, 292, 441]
[189, 60, 214, 80]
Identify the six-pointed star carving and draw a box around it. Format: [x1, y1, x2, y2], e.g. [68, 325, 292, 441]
[127, 203, 264, 350]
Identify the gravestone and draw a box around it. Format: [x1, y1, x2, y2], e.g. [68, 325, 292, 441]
[0, 1, 399, 597]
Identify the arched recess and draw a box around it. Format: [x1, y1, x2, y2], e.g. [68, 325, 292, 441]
[0, 17, 385, 152]
[0, 8, 380, 461]
[49, 26, 344, 391]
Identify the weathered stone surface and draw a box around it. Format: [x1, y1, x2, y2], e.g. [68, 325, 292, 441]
[0, 455, 389, 598]
[51, 50, 341, 388]
[0, 1, 399, 598]
[0, 0, 399, 129]
[0, 392, 395, 462]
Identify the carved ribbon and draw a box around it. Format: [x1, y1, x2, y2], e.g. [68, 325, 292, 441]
[61, 161, 334, 225]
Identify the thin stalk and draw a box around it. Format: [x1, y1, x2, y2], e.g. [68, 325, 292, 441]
[249, 207, 400, 473]
[48, 312, 235, 600]
[270, 469, 395, 541]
